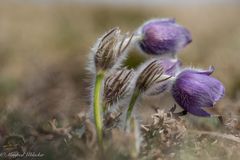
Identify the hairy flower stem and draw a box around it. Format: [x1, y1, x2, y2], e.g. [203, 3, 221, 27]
[125, 90, 140, 129]
[94, 72, 105, 147]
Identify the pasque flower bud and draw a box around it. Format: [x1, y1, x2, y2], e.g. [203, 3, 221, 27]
[137, 18, 192, 57]
[92, 27, 133, 72]
[104, 68, 134, 107]
[135, 59, 172, 92]
[171, 67, 225, 117]
[147, 58, 181, 95]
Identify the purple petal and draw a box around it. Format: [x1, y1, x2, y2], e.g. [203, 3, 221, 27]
[181, 70, 224, 103]
[187, 107, 211, 117]
[161, 59, 181, 76]
[205, 76, 225, 102]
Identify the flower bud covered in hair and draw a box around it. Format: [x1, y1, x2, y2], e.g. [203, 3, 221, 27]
[92, 27, 133, 73]
[147, 58, 181, 96]
[104, 68, 134, 108]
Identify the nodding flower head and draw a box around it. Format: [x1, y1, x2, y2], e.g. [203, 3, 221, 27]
[93, 27, 133, 72]
[135, 59, 172, 92]
[137, 18, 192, 57]
[104, 68, 134, 107]
[171, 67, 225, 117]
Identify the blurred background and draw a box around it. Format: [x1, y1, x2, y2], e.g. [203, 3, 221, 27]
[0, 0, 240, 139]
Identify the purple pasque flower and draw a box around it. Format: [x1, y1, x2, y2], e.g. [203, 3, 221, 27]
[137, 18, 192, 57]
[147, 58, 181, 96]
[171, 67, 225, 117]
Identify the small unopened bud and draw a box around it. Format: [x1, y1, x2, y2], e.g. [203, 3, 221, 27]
[146, 58, 181, 96]
[135, 59, 171, 92]
[104, 68, 134, 107]
[93, 28, 133, 72]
